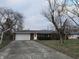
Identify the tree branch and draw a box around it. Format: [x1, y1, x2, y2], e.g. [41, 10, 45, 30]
[67, 14, 79, 26]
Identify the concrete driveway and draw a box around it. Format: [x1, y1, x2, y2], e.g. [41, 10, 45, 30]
[0, 40, 73, 59]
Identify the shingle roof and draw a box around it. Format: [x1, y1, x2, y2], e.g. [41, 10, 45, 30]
[15, 30, 54, 34]
[70, 32, 79, 35]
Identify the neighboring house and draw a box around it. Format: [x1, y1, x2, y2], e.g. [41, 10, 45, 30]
[68, 32, 79, 39]
[15, 30, 53, 40]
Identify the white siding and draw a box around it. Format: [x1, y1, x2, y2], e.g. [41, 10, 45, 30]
[15, 34, 30, 40]
[68, 35, 79, 39]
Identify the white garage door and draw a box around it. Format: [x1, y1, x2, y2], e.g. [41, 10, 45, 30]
[15, 34, 30, 40]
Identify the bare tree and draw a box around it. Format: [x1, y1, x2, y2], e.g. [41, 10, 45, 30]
[42, 0, 69, 44]
[42, 0, 79, 44]
[65, 0, 79, 26]
[0, 7, 23, 44]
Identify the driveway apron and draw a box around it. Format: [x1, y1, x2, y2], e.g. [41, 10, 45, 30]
[0, 40, 73, 59]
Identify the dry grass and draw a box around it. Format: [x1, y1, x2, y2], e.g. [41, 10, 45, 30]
[36, 39, 79, 59]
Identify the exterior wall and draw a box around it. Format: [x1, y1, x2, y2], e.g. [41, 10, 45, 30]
[68, 35, 79, 39]
[15, 34, 30, 40]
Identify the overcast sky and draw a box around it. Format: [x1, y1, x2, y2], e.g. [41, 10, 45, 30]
[0, 0, 54, 30]
[0, 0, 77, 30]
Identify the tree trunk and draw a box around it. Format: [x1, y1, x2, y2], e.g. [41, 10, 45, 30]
[0, 28, 11, 44]
[0, 32, 4, 44]
[64, 34, 66, 40]
[59, 32, 64, 44]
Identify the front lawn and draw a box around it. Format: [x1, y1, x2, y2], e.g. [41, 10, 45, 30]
[36, 40, 79, 59]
